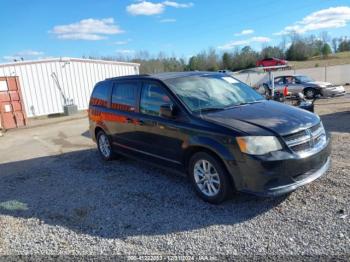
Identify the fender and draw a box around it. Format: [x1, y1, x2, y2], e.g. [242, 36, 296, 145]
[185, 135, 235, 162]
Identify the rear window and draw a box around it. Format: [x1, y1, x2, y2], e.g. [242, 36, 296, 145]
[111, 81, 138, 112]
[90, 81, 110, 107]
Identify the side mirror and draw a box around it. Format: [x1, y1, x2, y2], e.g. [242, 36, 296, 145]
[160, 104, 175, 118]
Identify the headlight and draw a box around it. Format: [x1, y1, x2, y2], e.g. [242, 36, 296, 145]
[236, 136, 282, 155]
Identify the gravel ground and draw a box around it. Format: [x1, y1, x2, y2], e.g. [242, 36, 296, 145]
[0, 91, 349, 259]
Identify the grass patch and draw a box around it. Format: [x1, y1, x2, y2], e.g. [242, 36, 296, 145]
[290, 51, 350, 69]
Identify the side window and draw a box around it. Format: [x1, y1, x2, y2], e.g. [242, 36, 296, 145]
[285, 76, 294, 84]
[111, 81, 138, 112]
[140, 83, 172, 117]
[90, 81, 110, 107]
[274, 77, 284, 85]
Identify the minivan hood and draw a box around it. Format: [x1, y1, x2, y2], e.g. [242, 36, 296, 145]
[202, 101, 319, 136]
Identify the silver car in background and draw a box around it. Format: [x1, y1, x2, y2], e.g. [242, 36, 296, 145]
[261, 75, 346, 99]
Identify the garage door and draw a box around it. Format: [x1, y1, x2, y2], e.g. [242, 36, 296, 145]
[0, 77, 27, 129]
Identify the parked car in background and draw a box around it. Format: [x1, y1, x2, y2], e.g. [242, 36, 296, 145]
[256, 58, 287, 67]
[259, 75, 346, 99]
[89, 72, 331, 204]
[218, 69, 232, 74]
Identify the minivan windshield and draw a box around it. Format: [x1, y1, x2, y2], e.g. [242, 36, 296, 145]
[164, 75, 264, 112]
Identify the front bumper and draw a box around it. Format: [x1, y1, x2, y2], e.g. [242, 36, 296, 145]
[246, 157, 330, 197]
[229, 137, 331, 197]
[322, 86, 346, 97]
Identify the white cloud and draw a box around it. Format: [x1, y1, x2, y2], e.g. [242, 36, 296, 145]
[218, 36, 271, 50]
[51, 18, 124, 40]
[127, 1, 164, 15]
[126, 1, 193, 16]
[219, 40, 249, 49]
[116, 49, 135, 55]
[162, 1, 193, 8]
[15, 50, 44, 56]
[160, 18, 177, 23]
[3, 56, 18, 61]
[3, 50, 45, 61]
[114, 39, 132, 45]
[275, 6, 350, 35]
[235, 29, 254, 36]
[250, 36, 271, 43]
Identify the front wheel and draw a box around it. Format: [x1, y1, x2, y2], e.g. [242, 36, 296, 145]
[189, 152, 233, 204]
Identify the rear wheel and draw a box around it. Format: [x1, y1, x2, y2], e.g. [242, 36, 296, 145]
[304, 88, 316, 99]
[189, 152, 233, 204]
[96, 130, 117, 161]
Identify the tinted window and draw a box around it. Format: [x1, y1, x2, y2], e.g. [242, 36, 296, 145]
[90, 81, 110, 107]
[296, 75, 314, 83]
[140, 83, 172, 116]
[111, 81, 138, 112]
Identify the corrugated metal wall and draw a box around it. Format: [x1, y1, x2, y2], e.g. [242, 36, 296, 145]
[0, 58, 140, 117]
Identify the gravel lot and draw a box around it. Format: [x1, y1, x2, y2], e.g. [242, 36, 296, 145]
[0, 90, 349, 258]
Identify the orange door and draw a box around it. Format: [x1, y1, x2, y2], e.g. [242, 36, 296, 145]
[0, 76, 27, 129]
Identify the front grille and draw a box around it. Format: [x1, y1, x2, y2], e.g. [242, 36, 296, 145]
[290, 141, 310, 152]
[310, 122, 321, 133]
[283, 122, 326, 154]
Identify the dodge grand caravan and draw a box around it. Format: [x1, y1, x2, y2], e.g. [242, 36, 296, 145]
[89, 72, 331, 204]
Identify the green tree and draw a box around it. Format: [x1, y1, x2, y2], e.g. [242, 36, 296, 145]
[321, 43, 332, 58]
[222, 52, 231, 70]
[338, 39, 350, 52]
[286, 41, 310, 61]
[260, 46, 284, 59]
[187, 56, 199, 71]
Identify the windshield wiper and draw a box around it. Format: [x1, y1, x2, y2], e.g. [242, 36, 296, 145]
[195, 107, 225, 113]
[225, 100, 263, 109]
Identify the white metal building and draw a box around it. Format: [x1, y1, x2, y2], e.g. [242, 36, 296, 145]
[0, 58, 140, 117]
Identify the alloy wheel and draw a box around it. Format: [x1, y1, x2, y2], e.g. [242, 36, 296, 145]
[98, 133, 111, 158]
[193, 159, 221, 197]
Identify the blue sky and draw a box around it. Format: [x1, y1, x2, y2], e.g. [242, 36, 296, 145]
[1, 0, 350, 62]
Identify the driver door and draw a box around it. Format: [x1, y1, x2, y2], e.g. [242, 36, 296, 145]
[132, 81, 185, 164]
[288, 76, 305, 94]
[273, 76, 285, 93]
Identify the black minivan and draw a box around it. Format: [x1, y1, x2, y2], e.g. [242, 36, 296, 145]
[89, 72, 331, 203]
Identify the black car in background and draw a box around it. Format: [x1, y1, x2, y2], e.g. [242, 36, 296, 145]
[89, 72, 331, 204]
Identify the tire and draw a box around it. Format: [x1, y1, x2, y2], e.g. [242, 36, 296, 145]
[304, 88, 316, 99]
[188, 152, 233, 204]
[96, 130, 117, 161]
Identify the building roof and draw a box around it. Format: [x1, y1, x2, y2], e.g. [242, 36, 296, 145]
[0, 57, 140, 68]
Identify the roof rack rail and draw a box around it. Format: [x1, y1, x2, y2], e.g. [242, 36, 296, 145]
[106, 74, 149, 80]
